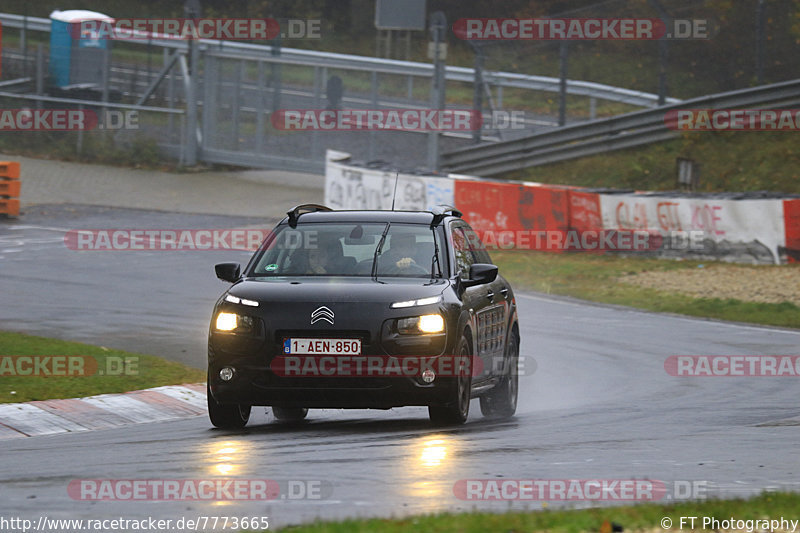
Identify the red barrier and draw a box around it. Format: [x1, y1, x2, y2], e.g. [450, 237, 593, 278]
[566, 190, 604, 253]
[454, 180, 569, 251]
[783, 199, 800, 263]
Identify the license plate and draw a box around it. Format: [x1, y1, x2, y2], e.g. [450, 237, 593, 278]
[283, 338, 361, 355]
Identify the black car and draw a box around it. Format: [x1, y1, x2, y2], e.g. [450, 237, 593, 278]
[207, 204, 520, 427]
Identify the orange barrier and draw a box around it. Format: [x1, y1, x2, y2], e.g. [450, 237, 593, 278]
[0, 180, 21, 197]
[784, 199, 800, 263]
[0, 161, 20, 217]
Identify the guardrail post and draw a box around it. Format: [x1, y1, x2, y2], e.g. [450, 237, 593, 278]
[427, 11, 447, 172]
[559, 42, 568, 127]
[35, 44, 44, 103]
[471, 41, 485, 144]
[0, 161, 21, 218]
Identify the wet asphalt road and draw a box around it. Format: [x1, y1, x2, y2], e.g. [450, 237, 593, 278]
[1, 205, 800, 530]
[0, 205, 271, 368]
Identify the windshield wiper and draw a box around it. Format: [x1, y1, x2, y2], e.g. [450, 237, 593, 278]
[371, 223, 391, 280]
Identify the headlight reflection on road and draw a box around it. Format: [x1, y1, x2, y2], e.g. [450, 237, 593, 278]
[402, 436, 455, 507]
[207, 441, 249, 477]
[205, 440, 253, 507]
[419, 439, 448, 467]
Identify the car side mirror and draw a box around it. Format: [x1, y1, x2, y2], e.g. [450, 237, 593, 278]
[215, 262, 241, 283]
[462, 263, 498, 288]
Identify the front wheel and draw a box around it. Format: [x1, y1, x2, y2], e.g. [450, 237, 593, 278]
[272, 407, 309, 421]
[429, 334, 472, 426]
[207, 382, 251, 429]
[479, 328, 519, 419]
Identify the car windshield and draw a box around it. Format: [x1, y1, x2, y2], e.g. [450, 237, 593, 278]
[250, 222, 446, 278]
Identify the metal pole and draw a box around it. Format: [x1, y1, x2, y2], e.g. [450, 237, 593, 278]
[368, 71, 378, 161]
[311, 66, 320, 161]
[256, 60, 265, 152]
[427, 11, 446, 172]
[756, 0, 766, 84]
[201, 54, 215, 155]
[471, 42, 484, 144]
[77, 104, 84, 156]
[558, 41, 568, 126]
[184, 0, 202, 165]
[184, 49, 198, 166]
[657, 38, 668, 105]
[232, 59, 243, 150]
[22, 10, 28, 78]
[35, 44, 44, 105]
[649, 0, 670, 105]
[166, 49, 175, 141]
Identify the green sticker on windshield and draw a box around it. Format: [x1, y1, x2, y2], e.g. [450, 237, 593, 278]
[265, 264, 279, 272]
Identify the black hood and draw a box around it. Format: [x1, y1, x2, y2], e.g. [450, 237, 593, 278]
[227, 277, 450, 305]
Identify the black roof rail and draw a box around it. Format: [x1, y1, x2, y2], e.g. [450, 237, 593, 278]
[286, 204, 333, 227]
[430, 205, 463, 227]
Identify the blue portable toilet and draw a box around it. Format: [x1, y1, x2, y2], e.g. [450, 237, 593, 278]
[49, 10, 113, 88]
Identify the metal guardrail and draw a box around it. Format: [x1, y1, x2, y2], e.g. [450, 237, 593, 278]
[441, 79, 800, 176]
[0, 12, 678, 108]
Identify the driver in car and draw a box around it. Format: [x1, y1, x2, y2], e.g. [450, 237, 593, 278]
[383, 233, 419, 271]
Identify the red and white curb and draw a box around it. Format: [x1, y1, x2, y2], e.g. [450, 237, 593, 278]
[0, 383, 207, 439]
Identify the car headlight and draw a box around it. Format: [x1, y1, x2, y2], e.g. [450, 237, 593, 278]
[215, 312, 255, 333]
[225, 294, 259, 307]
[397, 314, 445, 335]
[391, 295, 442, 309]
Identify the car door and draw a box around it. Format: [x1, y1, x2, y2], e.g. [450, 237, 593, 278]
[460, 224, 509, 380]
[450, 223, 496, 383]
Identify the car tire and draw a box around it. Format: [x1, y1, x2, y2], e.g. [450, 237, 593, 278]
[429, 333, 472, 426]
[272, 407, 309, 421]
[207, 382, 251, 429]
[479, 328, 519, 419]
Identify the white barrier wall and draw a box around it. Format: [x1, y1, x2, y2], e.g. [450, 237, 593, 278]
[600, 194, 786, 264]
[325, 150, 453, 211]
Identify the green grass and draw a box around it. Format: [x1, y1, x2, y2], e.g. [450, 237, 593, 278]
[503, 129, 800, 194]
[272, 491, 800, 532]
[491, 251, 800, 329]
[0, 331, 205, 403]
